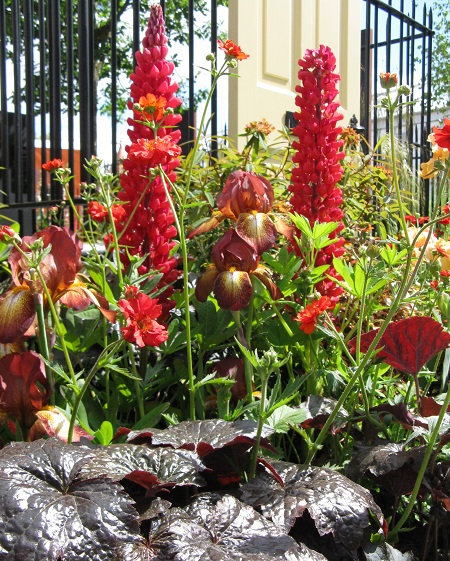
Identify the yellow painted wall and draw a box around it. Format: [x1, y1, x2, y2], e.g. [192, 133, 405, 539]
[228, 0, 361, 148]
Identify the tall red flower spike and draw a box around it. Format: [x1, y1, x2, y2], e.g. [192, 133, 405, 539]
[115, 4, 182, 315]
[289, 45, 345, 302]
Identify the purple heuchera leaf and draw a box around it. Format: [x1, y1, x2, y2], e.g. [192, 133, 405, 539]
[140, 493, 327, 560]
[78, 444, 206, 491]
[125, 419, 276, 457]
[0, 438, 141, 560]
[240, 460, 384, 553]
[349, 316, 450, 375]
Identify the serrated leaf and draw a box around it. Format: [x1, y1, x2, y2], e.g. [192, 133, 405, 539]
[79, 444, 206, 490]
[265, 405, 309, 433]
[349, 316, 450, 375]
[240, 460, 384, 552]
[0, 438, 140, 560]
[126, 419, 275, 458]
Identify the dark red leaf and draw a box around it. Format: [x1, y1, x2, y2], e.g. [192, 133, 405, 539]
[349, 317, 450, 374]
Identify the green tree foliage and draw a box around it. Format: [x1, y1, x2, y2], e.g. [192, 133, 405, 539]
[4, 0, 227, 118]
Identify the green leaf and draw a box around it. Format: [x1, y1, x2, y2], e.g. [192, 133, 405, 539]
[93, 420, 114, 445]
[265, 405, 308, 433]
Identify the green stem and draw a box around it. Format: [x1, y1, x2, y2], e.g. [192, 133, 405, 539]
[67, 340, 122, 443]
[249, 370, 268, 480]
[389, 379, 450, 539]
[160, 169, 196, 419]
[388, 91, 409, 240]
[128, 342, 145, 420]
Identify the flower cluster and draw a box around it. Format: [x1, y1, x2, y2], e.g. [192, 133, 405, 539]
[118, 285, 168, 348]
[114, 4, 182, 313]
[289, 45, 345, 302]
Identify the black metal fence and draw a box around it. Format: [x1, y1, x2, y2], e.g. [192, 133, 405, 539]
[0, 0, 221, 234]
[0, 0, 436, 234]
[361, 0, 434, 213]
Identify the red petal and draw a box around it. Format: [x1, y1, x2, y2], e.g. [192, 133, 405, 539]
[195, 265, 220, 302]
[0, 286, 35, 343]
[213, 271, 252, 311]
[0, 351, 50, 426]
[252, 266, 282, 300]
[236, 213, 277, 254]
[349, 317, 450, 375]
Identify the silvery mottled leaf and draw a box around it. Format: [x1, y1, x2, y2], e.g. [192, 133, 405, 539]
[346, 443, 426, 481]
[78, 444, 206, 489]
[126, 419, 275, 457]
[183, 493, 327, 560]
[0, 438, 140, 561]
[240, 460, 383, 552]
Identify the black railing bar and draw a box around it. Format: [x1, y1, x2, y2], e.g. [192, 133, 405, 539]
[369, 31, 432, 49]
[210, 0, 217, 154]
[66, 0, 75, 228]
[132, 0, 140, 64]
[11, 0, 22, 202]
[38, 0, 47, 201]
[111, 0, 118, 176]
[189, 0, 195, 147]
[24, 0, 35, 200]
[0, 0, 10, 203]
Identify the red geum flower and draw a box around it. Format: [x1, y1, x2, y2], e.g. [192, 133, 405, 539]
[295, 296, 333, 334]
[128, 136, 182, 167]
[118, 286, 168, 348]
[0, 226, 115, 344]
[218, 38, 249, 60]
[433, 118, 450, 151]
[87, 201, 109, 222]
[195, 229, 281, 311]
[0, 351, 50, 431]
[189, 170, 277, 254]
[42, 158, 65, 172]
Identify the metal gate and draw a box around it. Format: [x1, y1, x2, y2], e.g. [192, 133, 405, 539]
[0, 0, 222, 234]
[360, 0, 434, 213]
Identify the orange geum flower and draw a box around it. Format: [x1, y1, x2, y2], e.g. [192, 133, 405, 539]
[138, 93, 168, 122]
[295, 296, 334, 335]
[218, 38, 249, 61]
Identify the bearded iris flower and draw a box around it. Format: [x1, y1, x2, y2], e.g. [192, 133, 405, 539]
[0, 226, 115, 345]
[195, 229, 280, 311]
[189, 170, 277, 254]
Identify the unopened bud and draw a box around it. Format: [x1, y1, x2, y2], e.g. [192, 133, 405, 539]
[379, 72, 398, 89]
[398, 84, 411, 97]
